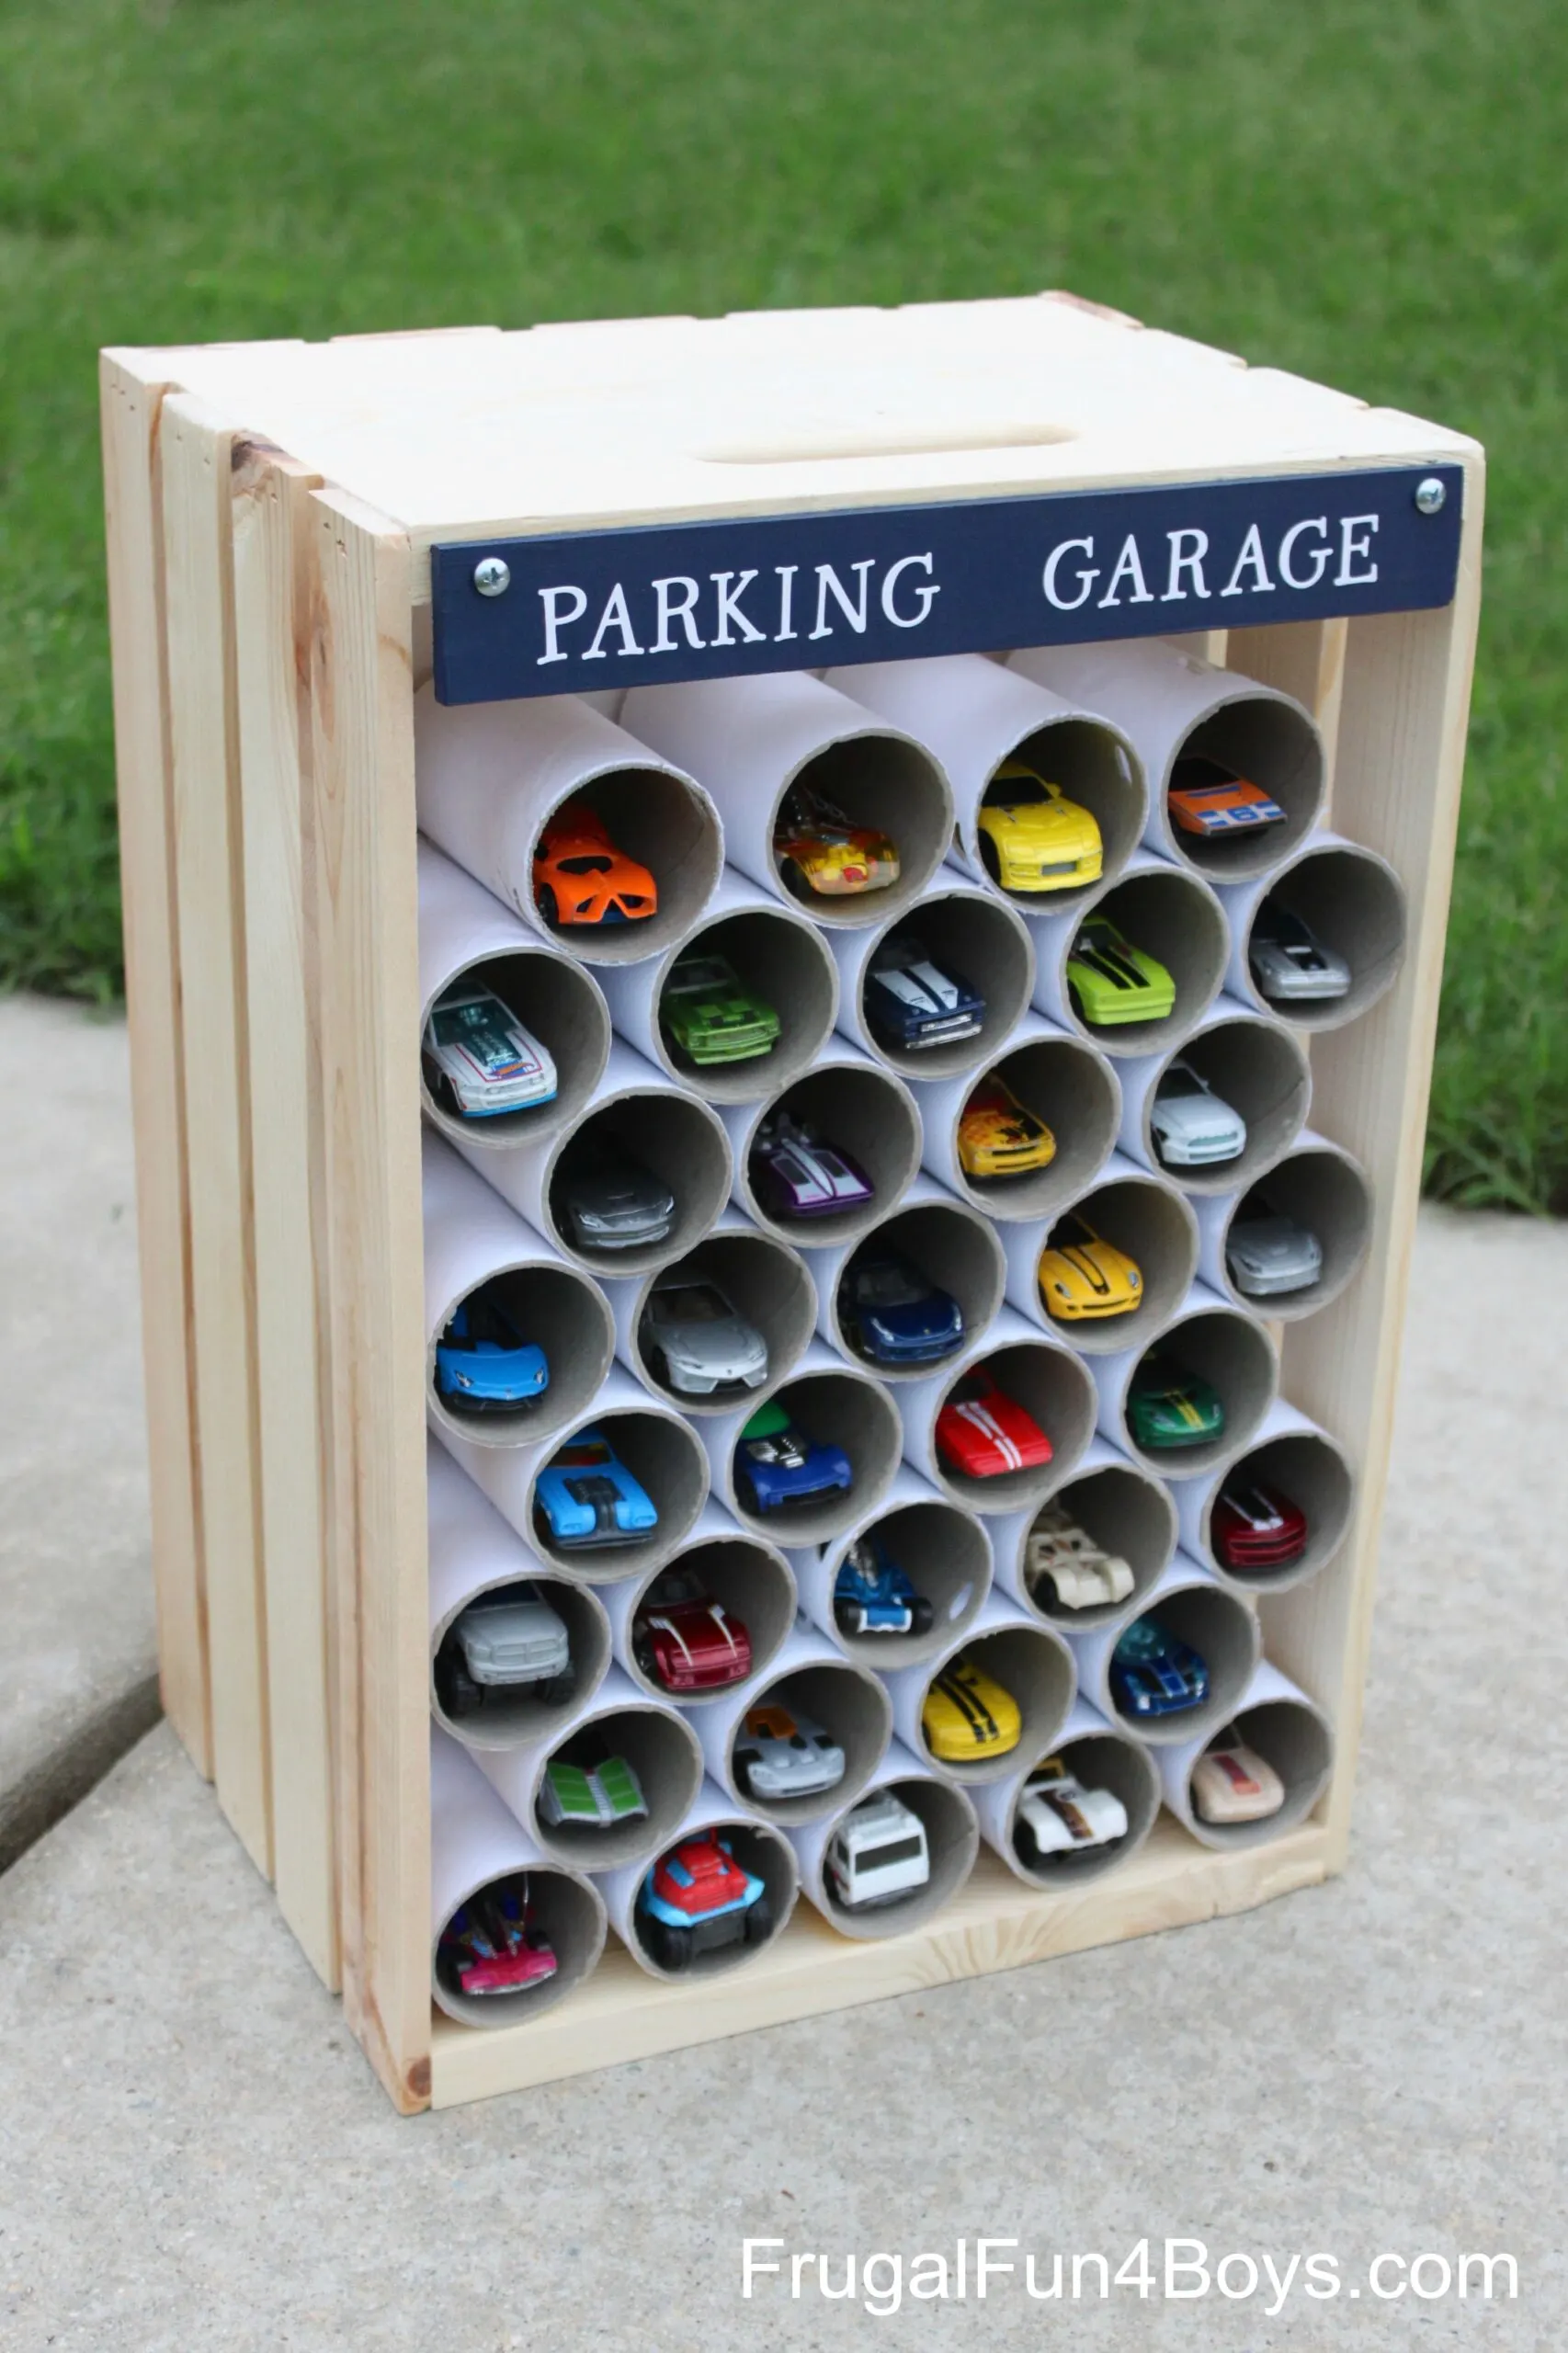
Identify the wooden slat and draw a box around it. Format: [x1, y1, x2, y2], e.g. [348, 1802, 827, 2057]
[304, 484, 431, 2109]
[231, 442, 339, 1984]
[98, 358, 210, 1775]
[157, 392, 271, 1871]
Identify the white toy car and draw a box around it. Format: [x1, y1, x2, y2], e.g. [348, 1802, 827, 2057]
[824, 1790, 930, 1909]
[733, 1703, 846, 1802]
[1190, 1731, 1285, 1824]
[1024, 1505, 1135, 1612]
[1015, 1757, 1129, 1859]
[1150, 1059, 1247, 1168]
[421, 983, 556, 1117]
[642, 1276, 768, 1397]
[436, 1586, 574, 1718]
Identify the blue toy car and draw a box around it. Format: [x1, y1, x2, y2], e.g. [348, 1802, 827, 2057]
[734, 1401, 854, 1515]
[864, 937, 985, 1052]
[839, 1251, 964, 1367]
[833, 1537, 935, 1637]
[1109, 1615, 1210, 1719]
[435, 1293, 549, 1415]
[535, 1427, 658, 1548]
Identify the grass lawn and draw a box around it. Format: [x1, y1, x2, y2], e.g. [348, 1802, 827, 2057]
[0, 0, 1562, 1207]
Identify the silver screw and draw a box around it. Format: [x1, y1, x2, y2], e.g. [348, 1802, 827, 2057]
[1414, 477, 1447, 516]
[473, 555, 512, 597]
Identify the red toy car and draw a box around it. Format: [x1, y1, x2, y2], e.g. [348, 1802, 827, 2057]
[936, 1368, 1054, 1479]
[636, 1829, 772, 1971]
[1211, 1482, 1308, 1572]
[632, 1565, 752, 1693]
[533, 799, 657, 928]
[437, 1878, 558, 1998]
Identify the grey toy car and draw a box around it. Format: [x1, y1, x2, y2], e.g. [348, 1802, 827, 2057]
[562, 1152, 676, 1252]
[642, 1276, 768, 1397]
[1248, 904, 1351, 1005]
[733, 1701, 846, 1802]
[1225, 1202, 1324, 1297]
[435, 1584, 575, 1719]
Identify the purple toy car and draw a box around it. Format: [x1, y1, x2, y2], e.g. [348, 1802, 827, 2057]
[749, 1109, 874, 1220]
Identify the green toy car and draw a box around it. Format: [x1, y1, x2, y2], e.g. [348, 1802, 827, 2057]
[661, 949, 781, 1067]
[1066, 916, 1176, 1028]
[1128, 1356, 1225, 1450]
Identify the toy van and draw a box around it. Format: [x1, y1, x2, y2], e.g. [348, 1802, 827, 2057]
[824, 1790, 930, 1910]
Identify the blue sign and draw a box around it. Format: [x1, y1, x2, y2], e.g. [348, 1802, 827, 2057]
[430, 465, 1464, 705]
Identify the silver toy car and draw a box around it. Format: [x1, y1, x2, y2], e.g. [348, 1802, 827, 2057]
[733, 1702, 846, 1802]
[1150, 1060, 1246, 1168]
[562, 1153, 676, 1252]
[1225, 1203, 1323, 1297]
[421, 983, 557, 1118]
[435, 1585, 574, 1718]
[1248, 904, 1351, 1005]
[642, 1276, 768, 1396]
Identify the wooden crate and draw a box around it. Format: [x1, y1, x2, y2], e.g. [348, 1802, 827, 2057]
[100, 295, 1483, 2113]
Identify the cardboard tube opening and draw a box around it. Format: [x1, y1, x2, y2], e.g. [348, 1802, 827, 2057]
[731, 1660, 892, 1826]
[1124, 1310, 1275, 1477]
[1064, 867, 1227, 1056]
[860, 892, 1033, 1080]
[935, 1342, 1096, 1513]
[778, 733, 951, 926]
[530, 1409, 708, 1575]
[536, 766, 722, 965]
[658, 905, 837, 1103]
[978, 717, 1146, 905]
[550, 1087, 730, 1274]
[1247, 844, 1408, 1029]
[535, 1704, 703, 1869]
[744, 1063, 920, 1246]
[433, 1865, 607, 2029]
[1225, 1147, 1372, 1319]
[1184, 1696, 1333, 1848]
[626, 1539, 797, 1704]
[421, 948, 611, 1149]
[1035, 1174, 1197, 1357]
[1169, 697, 1324, 880]
[731, 1369, 901, 1545]
[433, 1574, 611, 1749]
[635, 1230, 814, 1415]
[1147, 1017, 1311, 1198]
[827, 1497, 991, 1670]
[835, 1199, 1005, 1383]
[1020, 1461, 1177, 1629]
[1007, 1731, 1163, 1889]
[921, 1623, 1075, 1784]
[1111, 1585, 1256, 1745]
[955, 1033, 1121, 1220]
[630, 1818, 798, 1981]
[812, 1773, 978, 1938]
[1205, 1431, 1354, 1593]
[429, 1263, 615, 1448]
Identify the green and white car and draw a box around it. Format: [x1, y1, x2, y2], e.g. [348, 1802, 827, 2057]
[539, 1755, 648, 1829]
[660, 950, 780, 1066]
[1066, 917, 1176, 1028]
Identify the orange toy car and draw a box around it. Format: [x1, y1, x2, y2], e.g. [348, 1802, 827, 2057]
[1166, 755, 1285, 840]
[533, 799, 657, 927]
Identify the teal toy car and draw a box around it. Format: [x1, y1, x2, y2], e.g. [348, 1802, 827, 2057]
[661, 950, 780, 1067]
[1127, 1356, 1224, 1450]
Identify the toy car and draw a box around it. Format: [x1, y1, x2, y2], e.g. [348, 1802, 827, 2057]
[435, 1584, 574, 1719]
[422, 983, 557, 1118]
[1167, 755, 1285, 838]
[632, 1565, 752, 1693]
[1127, 1357, 1225, 1450]
[838, 1250, 964, 1367]
[660, 949, 781, 1066]
[774, 781, 899, 899]
[1037, 1214, 1142, 1322]
[748, 1109, 875, 1221]
[562, 1150, 676, 1253]
[1111, 1615, 1210, 1719]
[834, 1536, 935, 1637]
[437, 1880, 557, 1998]
[936, 1368, 1054, 1480]
[1191, 1729, 1286, 1824]
[824, 1790, 930, 1909]
[534, 1428, 659, 1548]
[864, 938, 985, 1052]
[1150, 1060, 1247, 1168]
[733, 1704, 846, 1802]
[434, 1292, 549, 1415]
[538, 1753, 648, 1829]
[636, 1829, 772, 1971]
[1248, 903, 1351, 1004]
[1211, 1482, 1308, 1572]
[922, 1651, 1022, 1762]
[642, 1277, 768, 1397]
[1024, 1504, 1135, 1612]
[1015, 1756, 1129, 1859]
[1225, 1201, 1323, 1297]
[957, 1076, 1057, 1179]
[1067, 916, 1176, 1027]
[533, 798, 656, 926]
[734, 1399, 854, 1514]
[976, 760, 1103, 893]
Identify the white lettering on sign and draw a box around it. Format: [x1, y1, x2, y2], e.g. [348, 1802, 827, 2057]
[1039, 501, 1381, 624]
[532, 551, 940, 665]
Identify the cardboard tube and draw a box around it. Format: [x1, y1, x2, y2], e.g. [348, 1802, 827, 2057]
[999, 1153, 1199, 1357]
[1089, 1280, 1278, 1479]
[597, 1503, 799, 1703]
[1196, 1131, 1373, 1321]
[989, 1436, 1178, 1630]
[1028, 848, 1230, 1060]
[620, 669, 953, 926]
[1116, 1002, 1312, 1199]
[1218, 832, 1409, 1031]
[829, 882, 1035, 1081]
[1176, 1400, 1355, 1596]
[602, 1207, 816, 1415]
[801, 1173, 1006, 1383]
[472, 1663, 705, 1871]
[827, 651, 1145, 907]
[722, 1042, 921, 1248]
[786, 1736, 980, 1940]
[793, 1463, 994, 1669]
[1009, 637, 1326, 881]
[595, 866, 839, 1104]
[597, 1781, 801, 1983]
[417, 837, 611, 1149]
[881, 1594, 1077, 1787]
[435, 1363, 710, 1579]
[701, 1339, 903, 1545]
[899, 1306, 1097, 1513]
[427, 1439, 612, 1749]
[413, 683, 722, 965]
[971, 1695, 1163, 1889]
[1157, 1657, 1334, 1849]
[429, 1726, 608, 2028]
[694, 1618, 893, 1826]
[911, 1011, 1121, 1221]
[422, 1132, 616, 1449]
[1069, 1552, 1261, 1745]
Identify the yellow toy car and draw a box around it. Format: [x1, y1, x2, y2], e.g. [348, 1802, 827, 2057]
[775, 782, 899, 898]
[976, 761, 1103, 894]
[957, 1076, 1058, 1180]
[1037, 1213, 1142, 1321]
[921, 1652, 1022, 1762]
